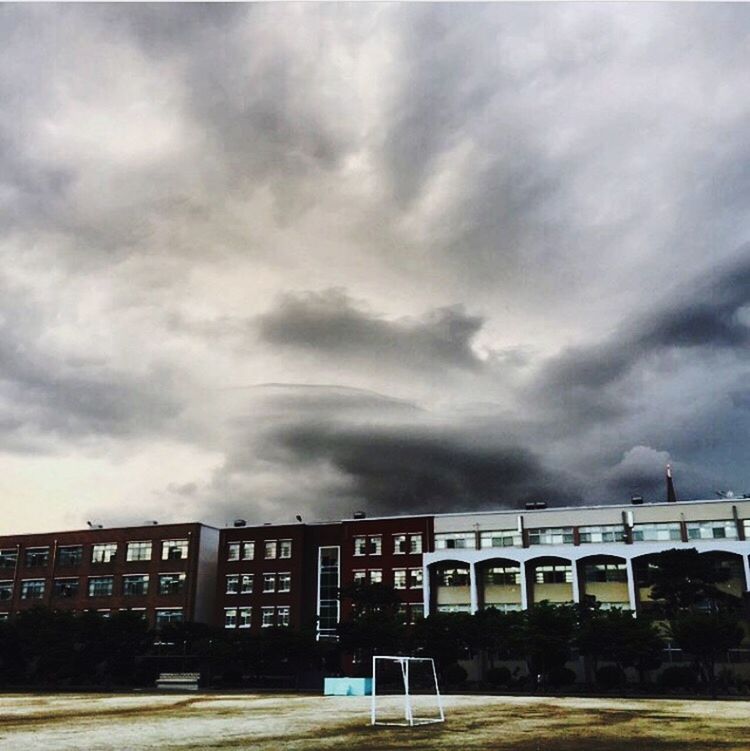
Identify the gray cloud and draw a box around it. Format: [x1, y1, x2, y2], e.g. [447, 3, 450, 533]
[258, 289, 485, 372]
[1, 4, 750, 531]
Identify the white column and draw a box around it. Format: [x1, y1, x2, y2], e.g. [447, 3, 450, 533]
[571, 560, 580, 603]
[422, 563, 431, 616]
[626, 558, 638, 613]
[519, 560, 529, 610]
[469, 562, 479, 614]
[743, 555, 750, 594]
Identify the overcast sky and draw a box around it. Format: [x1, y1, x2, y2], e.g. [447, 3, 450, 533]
[1, 3, 750, 533]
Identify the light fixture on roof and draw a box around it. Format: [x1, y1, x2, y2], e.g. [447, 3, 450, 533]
[716, 490, 736, 499]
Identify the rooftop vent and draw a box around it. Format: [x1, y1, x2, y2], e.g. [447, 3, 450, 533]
[233, 519, 247, 527]
[630, 495, 644, 505]
[524, 501, 547, 510]
[353, 511, 367, 519]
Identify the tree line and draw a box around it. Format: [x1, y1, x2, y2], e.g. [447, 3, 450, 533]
[0, 549, 746, 693]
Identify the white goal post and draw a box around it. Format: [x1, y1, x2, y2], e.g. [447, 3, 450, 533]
[371, 656, 445, 727]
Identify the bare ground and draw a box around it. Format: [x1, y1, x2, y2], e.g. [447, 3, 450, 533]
[0, 693, 748, 750]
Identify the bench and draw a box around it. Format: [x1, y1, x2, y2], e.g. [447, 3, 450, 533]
[156, 672, 200, 691]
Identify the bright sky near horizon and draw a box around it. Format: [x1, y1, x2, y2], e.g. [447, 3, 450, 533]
[1, 4, 750, 533]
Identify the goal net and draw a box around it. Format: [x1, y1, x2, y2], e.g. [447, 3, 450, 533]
[371, 656, 445, 727]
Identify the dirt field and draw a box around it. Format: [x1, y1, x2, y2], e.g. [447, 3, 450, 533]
[0, 692, 748, 750]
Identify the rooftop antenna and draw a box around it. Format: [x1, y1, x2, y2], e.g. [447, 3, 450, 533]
[666, 464, 677, 503]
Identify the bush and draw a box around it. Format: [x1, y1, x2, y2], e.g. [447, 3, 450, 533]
[485, 666, 511, 687]
[596, 664, 626, 689]
[547, 666, 576, 687]
[659, 665, 697, 690]
[443, 663, 468, 687]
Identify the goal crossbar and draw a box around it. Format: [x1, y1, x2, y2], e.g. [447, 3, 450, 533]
[371, 656, 445, 727]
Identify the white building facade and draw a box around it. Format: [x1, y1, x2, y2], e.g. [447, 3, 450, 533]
[422, 498, 750, 616]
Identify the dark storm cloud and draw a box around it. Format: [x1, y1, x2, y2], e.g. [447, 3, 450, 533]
[536, 248, 750, 398]
[274, 420, 582, 514]
[258, 289, 486, 371]
[2, 3, 750, 531]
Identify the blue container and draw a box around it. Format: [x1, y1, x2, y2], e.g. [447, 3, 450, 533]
[323, 677, 373, 696]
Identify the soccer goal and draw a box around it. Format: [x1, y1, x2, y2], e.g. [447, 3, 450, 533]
[371, 656, 445, 727]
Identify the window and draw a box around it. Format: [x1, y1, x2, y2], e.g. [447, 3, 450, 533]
[584, 563, 627, 583]
[393, 569, 407, 589]
[369, 570, 382, 584]
[25, 547, 49, 567]
[278, 573, 291, 593]
[439, 568, 469, 587]
[159, 573, 186, 595]
[239, 606, 252, 628]
[317, 546, 340, 638]
[394, 535, 407, 554]
[155, 608, 183, 626]
[277, 605, 290, 627]
[242, 541, 255, 560]
[88, 576, 114, 597]
[21, 579, 45, 599]
[632, 523, 681, 542]
[97, 609, 111, 618]
[261, 605, 275, 627]
[686, 521, 738, 540]
[224, 607, 237, 629]
[226, 575, 239, 594]
[240, 574, 253, 594]
[126, 541, 152, 562]
[534, 565, 572, 584]
[227, 542, 240, 561]
[0, 613, 8, 621]
[353, 570, 366, 584]
[263, 573, 276, 593]
[264, 540, 277, 559]
[0, 581, 12, 601]
[52, 578, 78, 598]
[579, 525, 626, 544]
[409, 534, 423, 554]
[480, 531, 522, 548]
[409, 568, 423, 589]
[528, 528, 574, 545]
[483, 566, 521, 586]
[369, 536, 382, 556]
[409, 603, 425, 623]
[0, 549, 17, 569]
[162, 539, 189, 560]
[434, 532, 474, 550]
[123, 574, 149, 596]
[279, 539, 292, 559]
[91, 543, 117, 563]
[354, 536, 367, 556]
[58, 546, 83, 566]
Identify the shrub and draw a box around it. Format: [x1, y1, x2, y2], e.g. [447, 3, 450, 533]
[485, 666, 511, 687]
[444, 663, 468, 686]
[659, 665, 697, 690]
[547, 666, 576, 687]
[595, 664, 626, 689]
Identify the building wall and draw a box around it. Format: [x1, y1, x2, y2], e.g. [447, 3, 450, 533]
[0, 523, 218, 626]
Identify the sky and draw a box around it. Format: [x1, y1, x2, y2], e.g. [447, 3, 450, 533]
[1, 3, 750, 534]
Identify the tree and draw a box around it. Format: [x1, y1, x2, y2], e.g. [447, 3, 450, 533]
[337, 581, 405, 674]
[514, 602, 576, 685]
[669, 612, 744, 696]
[576, 607, 663, 684]
[645, 549, 737, 616]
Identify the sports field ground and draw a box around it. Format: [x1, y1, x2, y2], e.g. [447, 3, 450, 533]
[0, 693, 748, 750]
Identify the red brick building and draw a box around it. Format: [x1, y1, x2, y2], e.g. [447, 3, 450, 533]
[217, 514, 433, 638]
[0, 522, 220, 627]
